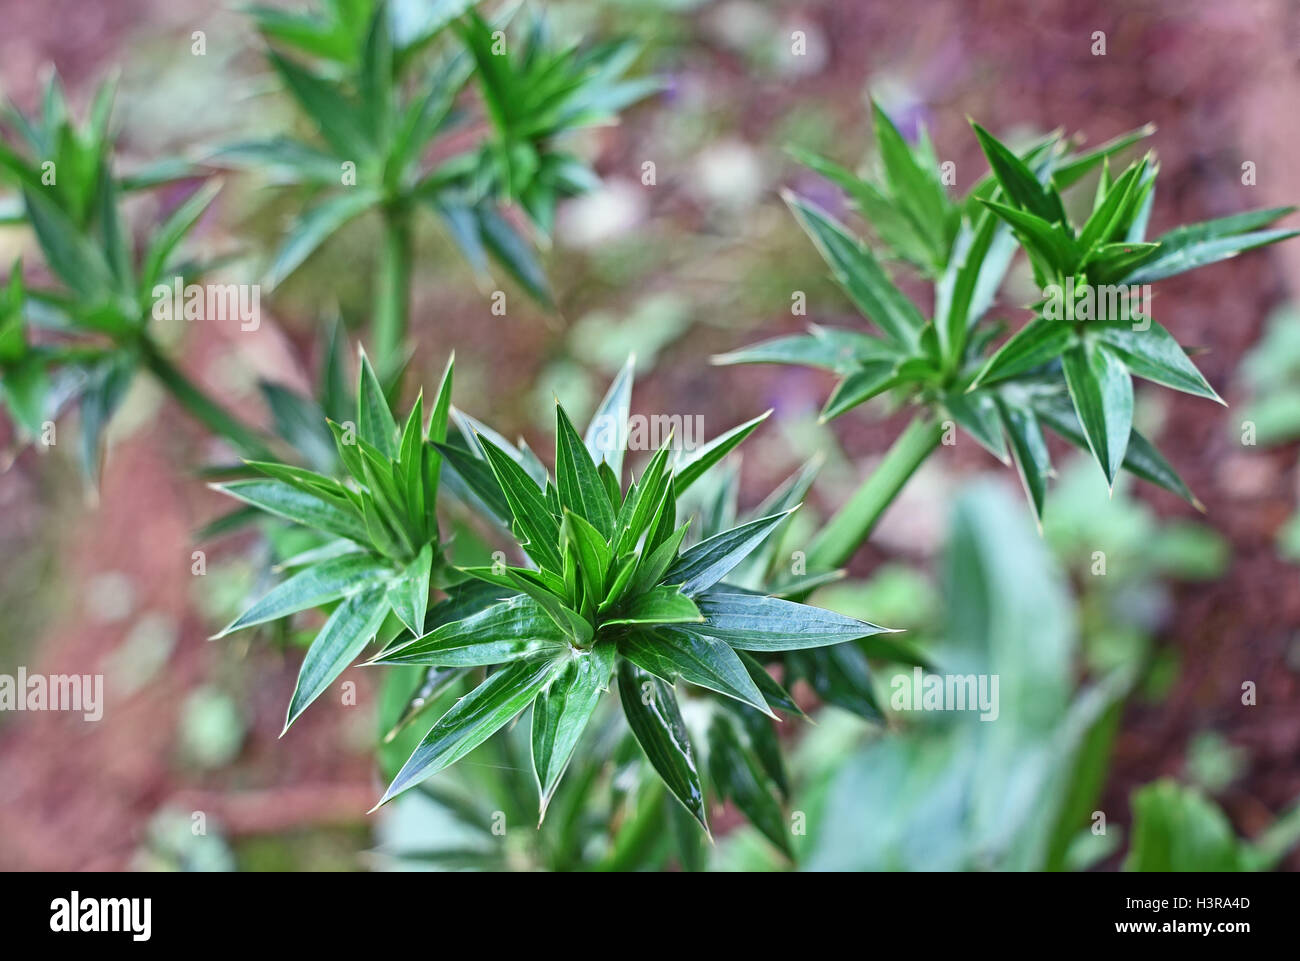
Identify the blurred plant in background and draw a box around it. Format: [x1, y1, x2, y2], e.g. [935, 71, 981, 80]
[717, 104, 1295, 553]
[1236, 303, 1300, 562]
[214, 0, 659, 370]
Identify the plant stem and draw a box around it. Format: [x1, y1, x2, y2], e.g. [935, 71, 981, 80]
[805, 414, 943, 573]
[373, 207, 412, 375]
[139, 337, 274, 461]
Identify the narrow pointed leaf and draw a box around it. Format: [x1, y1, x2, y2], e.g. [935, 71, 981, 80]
[562, 510, 612, 603]
[556, 404, 616, 538]
[1092, 321, 1222, 402]
[971, 123, 1066, 224]
[942, 390, 1008, 463]
[1123, 209, 1298, 284]
[712, 333, 862, 374]
[266, 50, 372, 158]
[616, 660, 708, 832]
[971, 315, 1074, 388]
[388, 544, 433, 635]
[1061, 341, 1133, 485]
[820, 362, 898, 421]
[783, 190, 924, 346]
[216, 479, 368, 543]
[372, 593, 569, 667]
[602, 585, 702, 627]
[479, 434, 565, 573]
[379, 657, 566, 805]
[690, 591, 890, 650]
[216, 553, 392, 637]
[708, 711, 790, 856]
[672, 410, 770, 496]
[620, 628, 771, 715]
[284, 585, 389, 731]
[663, 509, 795, 596]
[998, 400, 1052, 521]
[357, 350, 399, 457]
[584, 355, 633, 477]
[434, 440, 512, 523]
[265, 189, 378, 289]
[1032, 391, 1197, 506]
[531, 642, 615, 818]
[736, 650, 805, 717]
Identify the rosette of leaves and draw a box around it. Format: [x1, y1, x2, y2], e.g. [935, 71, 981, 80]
[212, 351, 456, 733]
[367, 361, 892, 833]
[717, 104, 1297, 523]
[218, 0, 655, 365]
[455, 9, 662, 239]
[966, 124, 1295, 500]
[0, 71, 270, 478]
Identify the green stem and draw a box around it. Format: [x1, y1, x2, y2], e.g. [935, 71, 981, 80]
[805, 414, 943, 573]
[140, 338, 274, 461]
[372, 207, 412, 375]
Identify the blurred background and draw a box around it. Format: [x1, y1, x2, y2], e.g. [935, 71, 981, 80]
[2, 0, 1300, 870]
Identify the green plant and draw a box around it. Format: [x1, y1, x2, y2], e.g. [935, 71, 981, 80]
[212, 351, 456, 732]
[4, 26, 1296, 873]
[1234, 303, 1300, 563]
[0, 73, 273, 477]
[367, 362, 890, 830]
[717, 104, 1297, 566]
[216, 0, 658, 370]
[1123, 779, 1300, 872]
[797, 482, 1132, 871]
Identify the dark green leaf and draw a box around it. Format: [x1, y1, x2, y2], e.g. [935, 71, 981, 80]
[663, 509, 795, 596]
[556, 403, 616, 538]
[1123, 209, 1298, 284]
[1061, 341, 1133, 486]
[620, 627, 771, 715]
[971, 315, 1074, 389]
[379, 656, 566, 805]
[708, 710, 790, 856]
[998, 400, 1052, 522]
[1092, 321, 1222, 402]
[372, 593, 569, 667]
[603, 585, 702, 627]
[215, 478, 368, 543]
[691, 591, 890, 650]
[616, 659, 708, 833]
